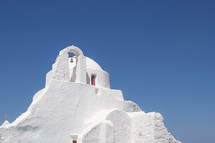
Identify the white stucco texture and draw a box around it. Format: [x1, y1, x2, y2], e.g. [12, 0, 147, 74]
[78, 120, 114, 143]
[0, 45, 181, 143]
[0, 121, 10, 128]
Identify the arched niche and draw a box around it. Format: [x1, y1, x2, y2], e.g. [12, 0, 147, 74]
[52, 45, 86, 83]
[65, 46, 86, 84]
[66, 46, 84, 57]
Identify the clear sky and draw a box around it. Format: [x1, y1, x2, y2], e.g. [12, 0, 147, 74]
[0, 0, 214, 142]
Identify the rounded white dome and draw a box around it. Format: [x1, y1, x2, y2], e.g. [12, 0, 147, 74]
[86, 57, 102, 70]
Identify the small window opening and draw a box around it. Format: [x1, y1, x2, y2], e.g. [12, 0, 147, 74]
[91, 75, 96, 85]
[73, 140, 77, 143]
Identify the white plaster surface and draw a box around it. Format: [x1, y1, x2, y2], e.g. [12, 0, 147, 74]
[0, 45, 181, 143]
[78, 120, 113, 143]
[0, 121, 10, 128]
[128, 112, 180, 143]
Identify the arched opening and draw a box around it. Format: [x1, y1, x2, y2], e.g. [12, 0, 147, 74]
[65, 46, 86, 84]
[68, 51, 78, 82]
[68, 52, 76, 63]
[68, 52, 76, 58]
[67, 48, 81, 64]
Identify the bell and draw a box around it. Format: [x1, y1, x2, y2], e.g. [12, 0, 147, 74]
[70, 58, 73, 63]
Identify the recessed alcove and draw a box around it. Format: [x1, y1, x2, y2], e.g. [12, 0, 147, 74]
[91, 74, 96, 86]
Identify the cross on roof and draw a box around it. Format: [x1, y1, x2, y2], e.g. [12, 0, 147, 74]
[4, 114, 8, 121]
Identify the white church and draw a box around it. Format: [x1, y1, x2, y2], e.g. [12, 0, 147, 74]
[0, 46, 181, 143]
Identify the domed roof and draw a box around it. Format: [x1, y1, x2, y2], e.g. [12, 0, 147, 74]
[86, 57, 102, 70]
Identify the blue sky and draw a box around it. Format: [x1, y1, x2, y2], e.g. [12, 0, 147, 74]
[0, 0, 214, 142]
